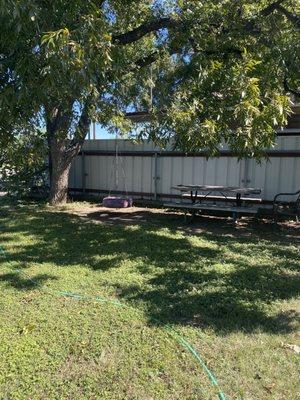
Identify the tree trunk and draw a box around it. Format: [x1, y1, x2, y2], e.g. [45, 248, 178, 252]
[48, 139, 72, 206]
[49, 166, 71, 205]
[46, 104, 91, 206]
[48, 160, 71, 205]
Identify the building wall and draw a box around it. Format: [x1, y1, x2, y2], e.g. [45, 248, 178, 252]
[69, 136, 300, 202]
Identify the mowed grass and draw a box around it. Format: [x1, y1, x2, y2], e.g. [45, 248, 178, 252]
[0, 199, 299, 400]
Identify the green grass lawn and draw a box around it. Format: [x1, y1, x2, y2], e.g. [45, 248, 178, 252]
[0, 199, 299, 400]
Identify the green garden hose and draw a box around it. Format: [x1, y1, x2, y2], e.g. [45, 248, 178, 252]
[0, 252, 227, 400]
[12, 268, 227, 400]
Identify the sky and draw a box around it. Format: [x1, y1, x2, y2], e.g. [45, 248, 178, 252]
[88, 123, 114, 139]
[88, 122, 143, 140]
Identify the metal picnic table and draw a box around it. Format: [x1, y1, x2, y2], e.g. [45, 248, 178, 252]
[172, 185, 262, 207]
[166, 185, 262, 223]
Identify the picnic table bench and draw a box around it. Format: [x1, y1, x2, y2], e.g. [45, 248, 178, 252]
[164, 185, 262, 223]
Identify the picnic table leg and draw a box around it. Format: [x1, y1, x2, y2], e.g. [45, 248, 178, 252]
[190, 190, 198, 204]
[191, 209, 196, 222]
[184, 210, 195, 224]
[184, 210, 187, 223]
[232, 211, 239, 225]
[273, 209, 279, 225]
[236, 193, 242, 207]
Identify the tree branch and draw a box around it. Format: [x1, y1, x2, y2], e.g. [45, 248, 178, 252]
[260, 0, 286, 16]
[134, 51, 160, 68]
[66, 104, 91, 157]
[112, 1, 298, 50]
[112, 17, 179, 45]
[260, 0, 300, 29]
[275, 4, 300, 29]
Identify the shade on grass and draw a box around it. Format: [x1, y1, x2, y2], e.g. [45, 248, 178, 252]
[0, 200, 299, 399]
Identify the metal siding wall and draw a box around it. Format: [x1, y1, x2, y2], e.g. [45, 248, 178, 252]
[247, 135, 300, 200]
[71, 155, 83, 189]
[69, 137, 300, 201]
[227, 158, 241, 187]
[194, 158, 206, 185]
[159, 157, 172, 194]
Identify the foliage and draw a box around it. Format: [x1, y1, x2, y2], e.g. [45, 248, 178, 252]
[0, 129, 48, 196]
[0, 0, 299, 158]
[0, 200, 299, 399]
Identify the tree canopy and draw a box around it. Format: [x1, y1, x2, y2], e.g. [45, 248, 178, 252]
[0, 0, 299, 202]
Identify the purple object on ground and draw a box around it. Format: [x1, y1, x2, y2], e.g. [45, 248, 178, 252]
[103, 196, 133, 208]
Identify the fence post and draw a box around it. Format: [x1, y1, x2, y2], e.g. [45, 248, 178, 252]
[81, 150, 86, 194]
[242, 157, 251, 187]
[153, 152, 159, 200]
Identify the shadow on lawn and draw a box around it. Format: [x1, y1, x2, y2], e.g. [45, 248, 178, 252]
[0, 205, 299, 334]
[0, 272, 57, 290]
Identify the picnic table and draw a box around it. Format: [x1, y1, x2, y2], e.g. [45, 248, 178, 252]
[165, 185, 262, 223]
[172, 185, 261, 207]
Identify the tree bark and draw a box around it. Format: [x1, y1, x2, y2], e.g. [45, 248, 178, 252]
[48, 161, 71, 205]
[48, 137, 72, 205]
[46, 104, 91, 206]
